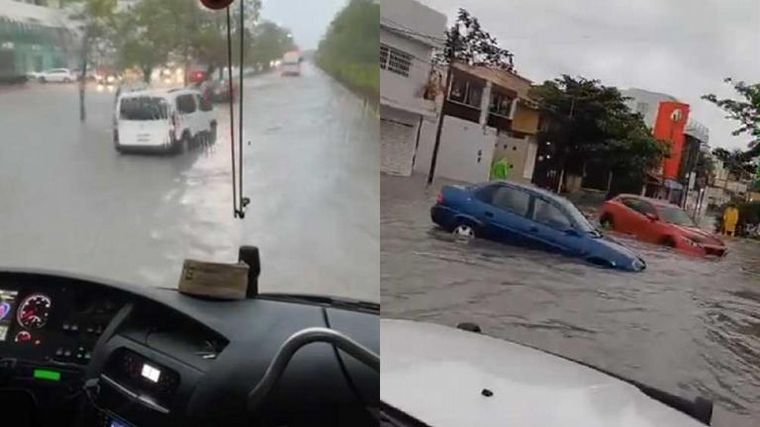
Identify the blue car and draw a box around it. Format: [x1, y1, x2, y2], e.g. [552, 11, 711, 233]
[431, 181, 646, 271]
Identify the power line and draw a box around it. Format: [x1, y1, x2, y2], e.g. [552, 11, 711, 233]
[380, 17, 447, 43]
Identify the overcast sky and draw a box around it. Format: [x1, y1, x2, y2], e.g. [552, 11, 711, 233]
[417, 0, 760, 151]
[260, 0, 346, 51]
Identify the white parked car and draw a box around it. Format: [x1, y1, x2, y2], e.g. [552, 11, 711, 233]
[114, 88, 217, 154]
[37, 68, 76, 83]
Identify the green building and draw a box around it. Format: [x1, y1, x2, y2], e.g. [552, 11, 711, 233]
[0, 0, 77, 81]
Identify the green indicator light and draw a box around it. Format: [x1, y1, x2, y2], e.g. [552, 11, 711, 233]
[33, 369, 61, 381]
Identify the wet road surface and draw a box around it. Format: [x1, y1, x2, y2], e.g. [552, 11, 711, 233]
[382, 174, 760, 426]
[0, 63, 379, 302]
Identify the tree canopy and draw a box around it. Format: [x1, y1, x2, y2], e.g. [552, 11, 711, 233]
[318, 0, 378, 65]
[316, 0, 378, 99]
[530, 75, 669, 182]
[703, 78, 760, 158]
[249, 21, 296, 71]
[88, 0, 298, 81]
[435, 8, 514, 71]
[712, 147, 757, 179]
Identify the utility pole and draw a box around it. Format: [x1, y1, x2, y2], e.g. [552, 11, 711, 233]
[79, 28, 90, 122]
[427, 34, 457, 185]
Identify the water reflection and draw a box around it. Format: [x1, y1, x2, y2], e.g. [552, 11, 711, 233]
[382, 174, 760, 426]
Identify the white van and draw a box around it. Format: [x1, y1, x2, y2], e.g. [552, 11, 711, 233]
[281, 51, 301, 76]
[114, 88, 216, 154]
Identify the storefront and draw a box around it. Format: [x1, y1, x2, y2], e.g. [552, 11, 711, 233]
[0, 1, 77, 81]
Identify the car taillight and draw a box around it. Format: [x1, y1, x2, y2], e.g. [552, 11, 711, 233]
[437, 192, 444, 204]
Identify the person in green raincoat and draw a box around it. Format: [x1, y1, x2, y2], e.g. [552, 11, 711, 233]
[490, 157, 513, 181]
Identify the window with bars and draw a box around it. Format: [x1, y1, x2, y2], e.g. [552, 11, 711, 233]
[379, 44, 412, 77]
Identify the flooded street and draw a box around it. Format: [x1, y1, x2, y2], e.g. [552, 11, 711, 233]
[0, 63, 379, 302]
[382, 174, 760, 426]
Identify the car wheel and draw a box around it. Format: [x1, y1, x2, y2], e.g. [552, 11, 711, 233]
[599, 214, 614, 229]
[174, 134, 190, 154]
[452, 223, 476, 240]
[38, 77, 46, 83]
[63, 77, 71, 83]
[660, 236, 677, 247]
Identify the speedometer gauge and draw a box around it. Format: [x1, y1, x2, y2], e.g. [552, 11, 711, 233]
[16, 294, 52, 329]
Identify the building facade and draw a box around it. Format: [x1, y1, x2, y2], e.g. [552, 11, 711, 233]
[379, 0, 446, 176]
[0, 0, 78, 81]
[413, 63, 541, 184]
[620, 88, 707, 203]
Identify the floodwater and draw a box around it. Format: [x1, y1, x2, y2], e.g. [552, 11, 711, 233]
[0, 63, 379, 302]
[382, 174, 760, 427]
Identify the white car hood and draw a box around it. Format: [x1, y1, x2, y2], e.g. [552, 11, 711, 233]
[381, 319, 705, 427]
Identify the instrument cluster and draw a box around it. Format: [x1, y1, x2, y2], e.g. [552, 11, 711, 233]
[0, 285, 123, 364]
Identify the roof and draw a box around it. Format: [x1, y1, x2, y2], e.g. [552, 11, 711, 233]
[380, 0, 447, 49]
[381, 319, 705, 427]
[453, 63, 534, 101]
[615, 193, 677, 207]
[489, 180, 568, 201]
[120, 87, 200, 98]
[0, 0, 74, 29]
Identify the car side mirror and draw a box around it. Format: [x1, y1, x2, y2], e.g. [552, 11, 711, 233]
[645, 213, 658, 222]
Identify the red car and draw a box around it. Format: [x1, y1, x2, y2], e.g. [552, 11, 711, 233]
[599, 194, 726, 257]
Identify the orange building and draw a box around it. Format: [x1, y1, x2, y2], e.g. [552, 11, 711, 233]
[652, 101, 690, 180]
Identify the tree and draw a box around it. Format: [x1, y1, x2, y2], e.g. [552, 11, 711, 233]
[703, 78, 760, 157]
[711, 147, 756, 179]
[246, 21, 296, 71]
[316, 0, 378, 96]
[108, 0, 263, 84]
[66, 0, 117, 121]
[530, 75, 669, 191]
[435, 8, 514, 71]
[193, 0, 262, 75]
[112, 0, 178, 83]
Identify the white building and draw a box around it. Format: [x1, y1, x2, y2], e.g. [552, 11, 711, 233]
[379, 0, 446, 176]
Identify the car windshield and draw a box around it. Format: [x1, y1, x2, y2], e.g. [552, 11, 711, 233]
[0, 0, 378, 303]
[555, 197, 596, 233]
[119, 97, 168, 120]
[657, 205, 696, 227]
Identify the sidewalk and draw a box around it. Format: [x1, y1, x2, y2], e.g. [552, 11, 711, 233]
[0, 82, 29, 95]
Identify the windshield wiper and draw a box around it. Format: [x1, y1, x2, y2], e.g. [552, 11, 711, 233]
[258, 293, 379, 313]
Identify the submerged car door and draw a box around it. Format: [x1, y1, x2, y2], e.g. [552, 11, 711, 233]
[528, 196, 585, 255]
[620, 198, 656, 242]
[476, 184, 533, 244]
